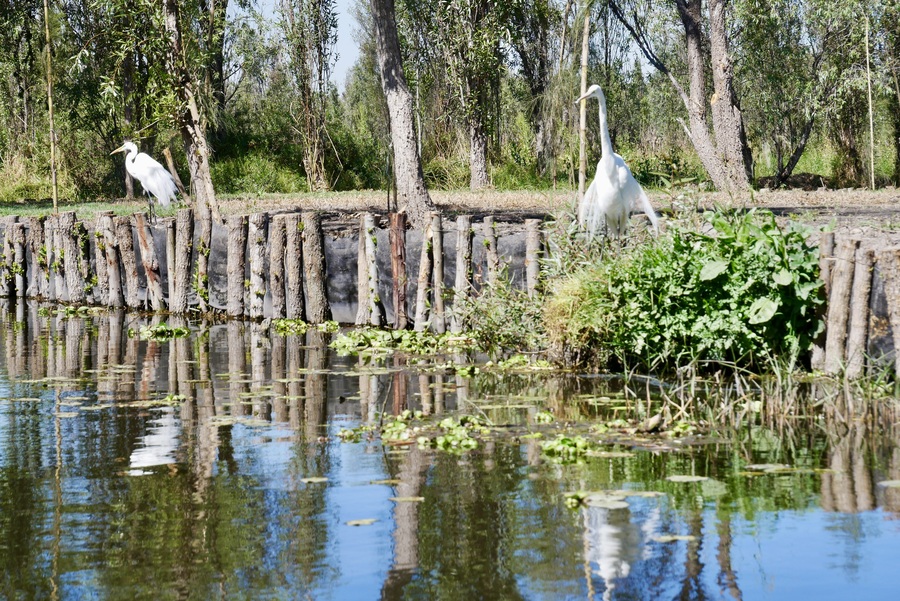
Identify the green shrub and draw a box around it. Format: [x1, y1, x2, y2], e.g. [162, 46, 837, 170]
[211, 153, 306, 194]
[545, 209, 825, 371]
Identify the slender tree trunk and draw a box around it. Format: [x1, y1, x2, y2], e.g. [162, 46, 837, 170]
[42, 0, 58, 212]
[469, 121, 490, 190]
[578, 9, 590, 200]
[371, 0, 436, 230]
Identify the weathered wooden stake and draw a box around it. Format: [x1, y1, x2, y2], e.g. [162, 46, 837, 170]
[196, 211, 213, 313]
[451, 215, 472, 333]
[364, 212, 382, 326]
[877, 247, 900, 378]
[355, 214, 370, 325]
[51, 215, 65, 300]
[59, 213, 86, 304]
[811, 231, 836, 370]
[525, 219, 542, 298]
[248, 212, 268, 319]
[166, 220, 176, 307]
[302, 212, 330, 323]
[26, 216, 48, 298]
[171, 208, 194, 314]
[226, 215, 248, 317]
[11, 223, 26, 298]
[414, 220, 433, 331]
[824, 237, 860, 375]
[134, 213, 166, 311]
[98, 212, 124, 308]
[0, 217, 16, 298]
[284, 213, 304, 320]
[845, 247, 874, 379]
[270, 214, 287, 319]
[431, 212, 445, 333]
[390, 212, 408, 330]
[114, 215, 141, 308]
[482, 216, 499, 286]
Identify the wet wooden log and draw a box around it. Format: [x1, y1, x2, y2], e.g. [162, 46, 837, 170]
[877, 247, 900, 377]
[525, 219, 542, 298]
[284, 213, 304, 320]
[824, 237, 860, 375]
[98, 212, 124, 308]
[25, 216, 48, 298]
[431, 213, 445, 333]
[845, 247, 874, 379]
[811, 231, 836, 370]
[482, 216, 499, 286]
[75, 220, 92, 298]
[196, 211, 213, 313]
[166, 220, 176, 307]
[389, 212, 408, 330]
[59, 212, 86, 304]
[302, 212, 330, 323]
[171, 208, 194, 314]
[269, 214, 287, 319]
[414, 220, 433, 331]
[114, 216, 141, 309]
[226, 215, 248, 317]
[50, 215, 65, 300]
[451, 215, 472, 333]
[248, 212, 268, 319]
[355, 214, 369, 325]
[11, 223, 25, 298]
[134, 213, 166, 311]
[364, 212, 382, 326]
[0, 217, 16, 298]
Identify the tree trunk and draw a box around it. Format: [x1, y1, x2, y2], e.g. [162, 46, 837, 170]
[578, 10, 590, 200]
[371, 0, 436, 230]
[469, 121, 490, 190]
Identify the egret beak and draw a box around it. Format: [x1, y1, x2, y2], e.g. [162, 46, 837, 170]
[110, 145, 127, 155]
[574, 90, 592, 106]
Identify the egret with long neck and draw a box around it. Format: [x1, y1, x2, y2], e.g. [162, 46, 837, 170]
[111, 141, 178, 221]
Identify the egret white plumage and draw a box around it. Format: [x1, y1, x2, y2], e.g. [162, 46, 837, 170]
[111, 141, 178, 220]
[576, 84, 658, 238]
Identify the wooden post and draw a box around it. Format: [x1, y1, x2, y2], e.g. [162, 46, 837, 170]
[414, 220, 433, 331]
[285, 213, 304, 320]
[302, 211, 330, 323]
[0, 217, 16, 298]
[226, 215, 248, 317]
[451, 215, 472, 333]
[11, 223, 25, 298]
[134, 213, 166, 311]
[58, 212, 86, 304]
[247, 212, 268, 319]
[525, 219, 542, 298]
[114, 215, 141, 309]
[26, 216, 48, 298]
[50, 215, 65, 299]
[355, 214, 370, 325]
[389, 212, 408, 330]
[98, 212, 123, 308]
[845, 247, 874, 379]
[171, 208, 194, 314]
[824, 237, 860, 375]
[270, 214, 287, 319]
[878, 248, 900, 378]
[431, 212, 445, 333]
[811, 231, 836, 370]
[482, 215, 499, 286]
[166, 220, 176, 308]
[364, 212, 382, 326]
[196, 211, 213, 313]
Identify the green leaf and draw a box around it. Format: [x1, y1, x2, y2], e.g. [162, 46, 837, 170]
[699, 260, 729, 281]
[773, 269, 793, 286]
[748, 297, 779, 324]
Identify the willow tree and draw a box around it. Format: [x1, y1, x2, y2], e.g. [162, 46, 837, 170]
[280, 0, 337, 191]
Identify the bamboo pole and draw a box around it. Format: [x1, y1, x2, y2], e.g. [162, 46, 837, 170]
[114, 215, 141, 308]
[247, 212, 268, 319]
[364, 212, 382, 326]
[302, 212, 330, 323]
[42, 0, 58, 212]
[226, 215, 248, 317]
[134, 213, 166, 311]
[414, 220, 433, 331]
[171, 208, 194, 313]
[824, 237, 860, 375]
[284, 213, 304, 320]
[865, 16, 876, 191]
[431, 212, 445, 333]
[389, 212, 408, 330]
[578, 10, 590, 200]
[270, 214, 287, 319]
[845, 247, 874, 379]
[525, 219, 542, 298]
[451, 215, 472, 333]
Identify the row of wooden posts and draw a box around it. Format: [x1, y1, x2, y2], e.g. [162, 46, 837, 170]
[812, 231, 900, 379]
[0, 209, 544, 333]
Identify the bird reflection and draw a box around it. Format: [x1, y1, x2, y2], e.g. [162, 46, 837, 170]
[128, 406, 180, 475]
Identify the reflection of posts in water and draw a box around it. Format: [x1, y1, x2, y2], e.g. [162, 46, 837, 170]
[227, 321, 249, 417]
[716, 512, 743, 601]
[271, 332, 288, 422]
[194, 321, 219, 494]
[63, 316, 85, 379]
[677, 506, 707, 600]
[250, 322, 271, 421]
[286, 333, 303, 428]
[168, 316, 194, 423]
[884, 427, 900, 513]
[417, 374, 431, 415]
[433, 374, 444, 415]
[583, 505, 639, 600]
[305, 329, 327, 439]
[380, 446, 428, 599]
[27, 305, 46, 380]
[821, 423, 875, 512]
[454, 355, 470, 408]
[360, 358, 371, 421]
[120, 316, 138, 399]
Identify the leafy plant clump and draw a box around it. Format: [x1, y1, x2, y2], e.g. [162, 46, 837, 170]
[131, 323, 191, 341]
[330, 328, 476, 356]
[540, 435, 593, 463]
[545, 209, 824, 371]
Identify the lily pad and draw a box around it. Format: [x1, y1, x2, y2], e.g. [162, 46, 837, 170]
[346, 518, 377, 527]
[582, 492, 630, 509]
[745, 463, 790, 472]
[587, 451, 635, 459]
[389, 496, 425, 503]
[876, 480, 900, 488]
[301, 477, 328, 484]
[652, 534, 697, 543]
[666, 475, 708, 483]
[53, 412, 79, 418]
[370, 479, 402, 485]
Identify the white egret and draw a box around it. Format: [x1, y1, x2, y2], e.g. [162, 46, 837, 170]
[576, 84, 658, 238]
[111, 141, 178, 220]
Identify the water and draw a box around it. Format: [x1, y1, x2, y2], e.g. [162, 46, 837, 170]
[0, 305, 899, 600]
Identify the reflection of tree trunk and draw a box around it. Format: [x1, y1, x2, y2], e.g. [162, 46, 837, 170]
[251, 323, 271, 421]
[194, 321, 218, 498]
[716, 512, 742, 600]
[272, 333, 288, 422]
[821, 424, 874, 512]
[305, 329, 327, 440]
[227, 321, 249, 416]
[287, 334, 303, 428]
[678, 507, 707, 601]
[417, 374, 431, 415]
[380, 447, 428, 600]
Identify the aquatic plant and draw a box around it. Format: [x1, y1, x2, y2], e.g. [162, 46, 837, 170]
[540, 434, 593, 463]
[273, 318, 309, 336]
[330, 328, 476, 356]
[131, 323, 190, 341]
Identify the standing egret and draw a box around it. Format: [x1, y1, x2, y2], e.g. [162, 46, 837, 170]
[111, 141, 178, 220]
[576, 84, 658, 238]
